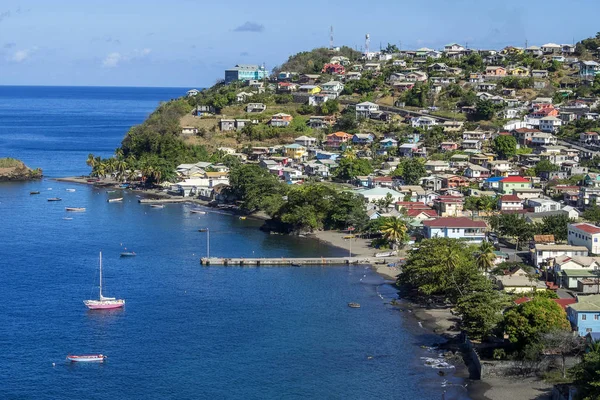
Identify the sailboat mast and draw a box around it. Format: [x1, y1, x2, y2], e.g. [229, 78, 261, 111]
[99, 251, 103, 298]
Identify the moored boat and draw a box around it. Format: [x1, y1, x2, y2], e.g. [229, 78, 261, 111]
[348, 302, 361, 308]
[190, 209, 206, 214]
[66, 354, 106, 362]
[107, 197, 123, 203]
[66, 189, 76, 192]
[30, 191, 40, 195]
[66, 207, 86, 212]
[84, 252, 125, 310]
[120, 252, 136, 257]
[239, 216, 247, 220]
[198, 228, 208, 232]
[149, 204, 164, 209]
[47, 197, 62, 202]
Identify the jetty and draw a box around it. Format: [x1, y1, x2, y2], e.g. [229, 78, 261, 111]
[138, 198, 189, 204]
[200, 257, 392, 266]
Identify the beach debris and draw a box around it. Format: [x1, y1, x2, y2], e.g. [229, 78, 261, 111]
[420, 357, 455, 369]
[418, 321, 423, 328]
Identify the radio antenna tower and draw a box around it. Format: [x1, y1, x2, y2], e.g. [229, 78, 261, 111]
[365, 33, 370, 55]
[329, 26, 334, 50]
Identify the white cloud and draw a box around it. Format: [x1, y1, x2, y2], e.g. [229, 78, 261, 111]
[8, 46, 37, 63]
[101, 48, 151, 68]
[102, 52, 122, 68]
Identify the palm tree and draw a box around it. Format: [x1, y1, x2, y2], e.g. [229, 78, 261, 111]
[476, 241, 496, 275]
[380, 217, 407, 249]
[115, 160, 128, 182]
[86, 153, 97, 169]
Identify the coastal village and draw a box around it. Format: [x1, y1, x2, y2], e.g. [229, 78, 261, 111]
[84, 33, 600, 398]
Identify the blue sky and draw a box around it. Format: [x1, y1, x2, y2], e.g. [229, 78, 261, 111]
[0, 0, 598, 87]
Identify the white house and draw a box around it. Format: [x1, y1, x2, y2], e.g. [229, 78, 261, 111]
[423, 217, 488, 243]
[539, 116, 562, 133]
[568, 223, 600, 254]
[531, 132, 558, 146]
[356, 187, 404, 203]
[356, 102, 379, 118]
[294, 135, 317, 148]
[526, 198, 561, 213]
[533, 244, 589, 267]
[553, 254, 600, 289]
[186, 89, 200, 97]
[411, 116, 438, 130]
[320, 80, 344, 94]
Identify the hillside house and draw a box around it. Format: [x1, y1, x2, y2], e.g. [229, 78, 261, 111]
[181, 126, 198, 136]
[283, 144, 307, 161]
[246, 103, 266, 113]
[352, 133, 375, 145]
[434, 196, 464, 217]
[321, 63, 345, 75]
[224, 64, 268, 83]
[568, 223, 600, 254]
[567, 295, 600, 336]
[411, 116, 438, 130]
[423, 217, 487, 243]
[325, 132, 353, 148]
[534, 244, 589, 267]
[270, 113, 293, 127]
[498, 195, 523, 211]
[355, 102, 379, 118]
[485, 66, 507, 76]
[294, 135, 317, 148]
[500, 176, 532, 194]
[320, 80, 344, 94]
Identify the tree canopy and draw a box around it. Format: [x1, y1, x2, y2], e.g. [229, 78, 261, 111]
[492, 135, 517, 159]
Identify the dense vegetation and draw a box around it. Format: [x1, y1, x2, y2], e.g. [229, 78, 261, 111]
[226, 164, 368, 232]
[274, 47, 361, 75]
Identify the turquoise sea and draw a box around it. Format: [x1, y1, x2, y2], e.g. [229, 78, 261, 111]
[0, 86, 469, 399]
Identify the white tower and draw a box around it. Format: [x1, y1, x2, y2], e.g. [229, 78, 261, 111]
[365, 34, 370, 56]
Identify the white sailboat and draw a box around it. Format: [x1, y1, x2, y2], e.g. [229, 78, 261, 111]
[84, 252, 125, 310]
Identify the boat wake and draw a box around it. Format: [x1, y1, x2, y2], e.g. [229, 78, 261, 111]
[420, 356, 455, 369]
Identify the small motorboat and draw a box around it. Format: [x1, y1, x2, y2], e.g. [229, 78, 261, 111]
[30, 191, 40, 195]
[66, 354, 106, 362]
[47, 197, 62, 202]
[120, 252, 136, 257]
[198, 228, 208, 232]
[347, 302, 361, 308]
[107, 197, 123, 203]
[291, 263, 301, 267]
[239, 216, 247, 220]
[66, 189, 76, 192]
[149, 204, 164, 209]
[63, 217, 73, 220]
[190, 209, 206, 214]
[65, 207, 86, 212]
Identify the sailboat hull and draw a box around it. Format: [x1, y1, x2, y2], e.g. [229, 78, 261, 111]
[84, 299, 125, 310]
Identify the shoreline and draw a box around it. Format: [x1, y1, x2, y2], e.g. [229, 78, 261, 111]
[53, 176, 551, 399]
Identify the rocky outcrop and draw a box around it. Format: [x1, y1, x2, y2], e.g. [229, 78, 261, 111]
[0, 158, 43, 182]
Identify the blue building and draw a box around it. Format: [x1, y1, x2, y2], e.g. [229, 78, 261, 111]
[352, 133, 375, 145]
[567, 295, 600, 336]
[315, 151, 340, 161]
[484, 176, 504, 190]
[225, 64, 269, 84]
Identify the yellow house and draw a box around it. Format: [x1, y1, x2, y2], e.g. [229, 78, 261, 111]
[298, 85, 321, 94]
[509, 67, 529, 76]
[284, 143, 307, 160]
[482, 152, 496, 162]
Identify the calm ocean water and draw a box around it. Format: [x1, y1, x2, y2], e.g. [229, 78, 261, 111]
[0, 86, 469, 399]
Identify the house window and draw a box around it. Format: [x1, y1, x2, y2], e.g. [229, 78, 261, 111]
[595, 238, 598, 243]
[596, 315, 600, 321]
[583, 314, 587, 320]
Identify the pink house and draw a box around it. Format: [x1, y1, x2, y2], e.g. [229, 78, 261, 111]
[440, 142, 459, 152]
[325, 131, 353, 148]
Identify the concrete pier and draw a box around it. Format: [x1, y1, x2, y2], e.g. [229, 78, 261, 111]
[200, 257, 392, 266]
[138, 198, 189, 204]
